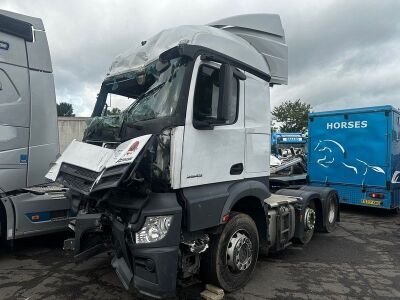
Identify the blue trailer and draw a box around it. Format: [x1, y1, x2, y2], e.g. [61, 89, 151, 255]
[308, 105, 400, 210]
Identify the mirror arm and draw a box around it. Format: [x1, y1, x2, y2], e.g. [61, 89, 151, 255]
[233, 68, 246, 80]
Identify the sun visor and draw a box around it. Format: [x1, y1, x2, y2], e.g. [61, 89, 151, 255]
[209, 14, 288, 85]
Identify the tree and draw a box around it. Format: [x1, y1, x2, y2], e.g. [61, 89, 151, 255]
[272, 99, 311, 133]
[57, 102, 75, 117]
[106, 107, 122, 115]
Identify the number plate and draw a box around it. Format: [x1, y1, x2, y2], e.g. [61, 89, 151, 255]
[361, 199, 382, 206]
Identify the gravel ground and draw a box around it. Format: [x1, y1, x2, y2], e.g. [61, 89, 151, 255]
[0, 205, 399, 300]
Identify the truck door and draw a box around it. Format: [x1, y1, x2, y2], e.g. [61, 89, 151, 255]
[0, 29, 31, 192]
[180, 58, 245, 187]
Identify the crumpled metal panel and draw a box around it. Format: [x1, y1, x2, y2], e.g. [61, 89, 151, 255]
[106, 24, 268, 80]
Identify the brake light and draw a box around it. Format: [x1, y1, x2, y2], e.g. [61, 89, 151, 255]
[369, 193, 384, 199]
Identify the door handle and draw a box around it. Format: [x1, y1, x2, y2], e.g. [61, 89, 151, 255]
[0, 80, 2, 90]
[230, 163, 243, 175]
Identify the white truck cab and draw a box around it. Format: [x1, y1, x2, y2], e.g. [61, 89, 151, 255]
[47, 14, 339, 298]
[0, 10, 70, 246]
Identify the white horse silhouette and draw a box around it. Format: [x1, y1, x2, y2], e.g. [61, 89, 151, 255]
[313, 140, 385, 176]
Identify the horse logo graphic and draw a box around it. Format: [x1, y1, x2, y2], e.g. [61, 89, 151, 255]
[393, 171, 400, 183]
[313, 140, 385, 177]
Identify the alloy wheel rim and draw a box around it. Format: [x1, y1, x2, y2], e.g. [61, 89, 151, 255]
[226, 230, 253, 272]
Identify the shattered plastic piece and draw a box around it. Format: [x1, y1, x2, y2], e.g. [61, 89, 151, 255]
[200, 289, 224, 300]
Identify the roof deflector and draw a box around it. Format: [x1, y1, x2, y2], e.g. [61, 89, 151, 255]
[209, 14, 288, 85]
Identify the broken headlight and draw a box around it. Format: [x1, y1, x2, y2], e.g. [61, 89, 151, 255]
[135, 215, 172, 244]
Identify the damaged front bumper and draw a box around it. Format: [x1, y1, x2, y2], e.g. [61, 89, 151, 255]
[65, 192, 182, 299]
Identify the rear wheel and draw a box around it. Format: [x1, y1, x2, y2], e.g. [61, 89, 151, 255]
[324, 193, 338, 232]
[296, 201, 316, 244]
[201, 213, 259, 292]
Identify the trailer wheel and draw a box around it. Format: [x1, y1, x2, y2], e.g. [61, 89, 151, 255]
[296, 201, 316, 244]
[324, 193, 338, 232]
[201, 213, 259, 292]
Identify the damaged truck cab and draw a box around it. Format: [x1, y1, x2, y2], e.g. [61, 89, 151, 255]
[47, 14, 339, 298]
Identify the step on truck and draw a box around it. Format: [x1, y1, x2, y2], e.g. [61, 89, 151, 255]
[47, 14, 339, 298]
[0, 10, 71, 246]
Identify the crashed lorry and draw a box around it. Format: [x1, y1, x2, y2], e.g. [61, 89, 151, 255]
[47, 14, 339, 298]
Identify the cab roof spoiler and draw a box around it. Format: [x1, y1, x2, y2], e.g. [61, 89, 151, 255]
[209, 14, 288, 85]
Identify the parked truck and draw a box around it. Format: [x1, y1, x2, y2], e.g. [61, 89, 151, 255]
[47, 14, 339, 298]
[0, 10, 70, 246]
[308, 105, 400, 211]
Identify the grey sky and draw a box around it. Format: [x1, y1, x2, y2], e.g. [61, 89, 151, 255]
[2, 0, 400, 116]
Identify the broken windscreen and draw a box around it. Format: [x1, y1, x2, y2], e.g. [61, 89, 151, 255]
[84, 57, 188, 142]
[109, 57, 187, 122]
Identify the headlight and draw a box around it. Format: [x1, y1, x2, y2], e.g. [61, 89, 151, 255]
[135, 216, 173, 244]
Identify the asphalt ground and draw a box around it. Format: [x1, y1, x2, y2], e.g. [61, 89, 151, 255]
[0, 205, 399, 300]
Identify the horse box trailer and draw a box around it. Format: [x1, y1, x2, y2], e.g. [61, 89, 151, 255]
[308, 105, 400, 210]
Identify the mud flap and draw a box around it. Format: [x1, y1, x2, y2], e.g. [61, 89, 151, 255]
[63, 213, 110, 262]
[111, 256, 133, 290]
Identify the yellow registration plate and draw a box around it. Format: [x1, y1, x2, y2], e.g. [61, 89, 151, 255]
[361, 199, 382, 206]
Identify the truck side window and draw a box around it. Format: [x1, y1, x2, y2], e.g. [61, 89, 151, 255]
[193, 65, 238, 125]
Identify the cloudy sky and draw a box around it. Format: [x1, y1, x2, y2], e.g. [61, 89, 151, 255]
[2, 0, 400, 116]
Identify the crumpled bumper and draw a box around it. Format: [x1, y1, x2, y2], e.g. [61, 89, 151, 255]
[111, 192, 183, 298]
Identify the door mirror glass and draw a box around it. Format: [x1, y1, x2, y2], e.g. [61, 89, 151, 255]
[193, 64, 239, 130]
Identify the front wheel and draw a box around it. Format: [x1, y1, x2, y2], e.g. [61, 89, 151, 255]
[201, 213, 259, 292]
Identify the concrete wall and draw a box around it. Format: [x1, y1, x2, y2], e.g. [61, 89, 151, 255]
[58, 117, 89, 152]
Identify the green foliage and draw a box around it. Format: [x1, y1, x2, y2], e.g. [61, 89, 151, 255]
[57, 102, 75, 117]
[106, 107, 122, 115]
[272, 99, 311, 133]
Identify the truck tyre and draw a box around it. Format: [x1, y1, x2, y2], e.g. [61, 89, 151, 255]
[201, 212, 259, 292]
[0, 205, 6, 244]
[296, 201, 316, 244]
[324, 193, 338, 233]
[0, 207, 13, 251]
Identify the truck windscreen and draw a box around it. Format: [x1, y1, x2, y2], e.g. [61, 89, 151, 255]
[110, 57, 187, 123]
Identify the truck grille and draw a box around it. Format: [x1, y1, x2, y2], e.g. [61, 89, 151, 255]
[60, 163, 99, 180]
[61, 173, 93, 194]
[58, 163, 99, 194]
[58, 163, 130, 194]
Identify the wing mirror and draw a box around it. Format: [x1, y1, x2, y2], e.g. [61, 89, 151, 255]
[218, 64, 245, 122]
[192, 63, 245, 130]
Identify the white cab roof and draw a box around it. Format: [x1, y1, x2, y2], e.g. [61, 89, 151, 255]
[107, 14, 288, 84]
[107, 24, 268, 79]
